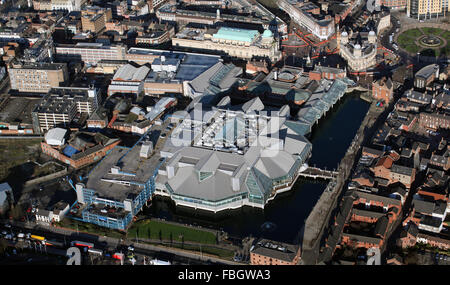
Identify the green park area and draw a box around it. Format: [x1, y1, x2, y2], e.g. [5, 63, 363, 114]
[58, 218, 234, 259]
[397, 27, 450, 57]
[128, 219, 218, 244]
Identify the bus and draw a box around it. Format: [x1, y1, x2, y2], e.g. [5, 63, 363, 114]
[71, 240, 94, 249]
[149, 259, 171, 265]
[45, 239, 66, 248]
[30, 235, 45, 241]
[88, 248, 103, 256]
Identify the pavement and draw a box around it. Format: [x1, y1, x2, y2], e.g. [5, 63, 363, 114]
[301, 98, 390, 265]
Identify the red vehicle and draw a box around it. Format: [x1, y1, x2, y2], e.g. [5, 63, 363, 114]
[71, 240, 94, 249]
[112, 253, 124, 260]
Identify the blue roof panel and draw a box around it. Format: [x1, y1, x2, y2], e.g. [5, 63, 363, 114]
[63, 145, 79, 158]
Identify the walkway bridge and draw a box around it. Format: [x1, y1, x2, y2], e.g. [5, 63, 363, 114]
[297, 167, 338, 180]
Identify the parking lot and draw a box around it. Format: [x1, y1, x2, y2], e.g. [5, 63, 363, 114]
[416, 250, 450, 265]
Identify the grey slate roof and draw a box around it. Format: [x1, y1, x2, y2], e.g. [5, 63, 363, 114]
[391, 164, 414, 176]
[413, 198, 435, 215]
[374, 216, 389, 237]
[362, 146, 384, 157]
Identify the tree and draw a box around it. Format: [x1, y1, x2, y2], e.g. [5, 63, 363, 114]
[169, 232, 173, 245]
[0, 239, 7, 255]
[147, 227, 151, 239]
[404, 250, 418, 265]
[181, 235, 184, 249]
[159, 230, 162, 242]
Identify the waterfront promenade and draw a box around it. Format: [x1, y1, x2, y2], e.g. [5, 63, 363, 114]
[300, 99, 386, 265]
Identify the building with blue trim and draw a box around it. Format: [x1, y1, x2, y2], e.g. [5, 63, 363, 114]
[75, 138, 164, 230]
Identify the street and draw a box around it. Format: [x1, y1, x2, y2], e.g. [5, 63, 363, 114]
[0, 221, 240, 265]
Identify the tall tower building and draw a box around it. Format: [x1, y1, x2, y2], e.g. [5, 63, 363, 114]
[407, 0, 448, 19]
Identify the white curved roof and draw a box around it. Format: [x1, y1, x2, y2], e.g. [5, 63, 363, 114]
[113, 64, 150, 81]
[45, 128, 67, 146]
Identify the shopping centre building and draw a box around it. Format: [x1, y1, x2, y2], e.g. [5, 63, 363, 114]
[154, 99, 312, 212]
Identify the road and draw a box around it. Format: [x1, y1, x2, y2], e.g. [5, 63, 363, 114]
[380, 14, 402, 53]
[1, 221, 240, 265]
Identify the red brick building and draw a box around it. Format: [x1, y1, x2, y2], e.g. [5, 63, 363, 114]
[341, 234, 383, 249]
[399, 115, 418, 132]
[372, 156, 395, 179]
[371, 154, 416, 188]
[308, 65, 346, 81]
[352, 175, 375, 187]
[419, 112, 450, 130]
[41, 132, 121, 169]
[417, 233, 450, 250]
[372, 77, 393, 104]
[381, 0, 407, 9]
[417, 189, 447, 202]
[362, 146, 384, 158]
[250, 239, 301, 265]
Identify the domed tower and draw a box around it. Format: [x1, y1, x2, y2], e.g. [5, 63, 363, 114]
[368, 30, 376, 44]
[353, 44, 362, 57]
[341, 31, 349, 45]
[337, 30, 348, 52]
[261, 29, 274, 46]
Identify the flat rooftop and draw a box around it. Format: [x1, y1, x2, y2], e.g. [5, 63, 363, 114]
[10, 61, 66, 70]
[86, 146, 162, 200]
[144, 51, 221, 83]
[33, 88, 96, 114]
[85, 135, 163, 202]
[416, 64, 439, 79]
[0, 97, 40, 124]
[85, 202, 130, 220]
[251, 239, 299, 262]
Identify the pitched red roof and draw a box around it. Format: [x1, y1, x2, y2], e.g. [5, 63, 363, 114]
[375, 156, 394, 169]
